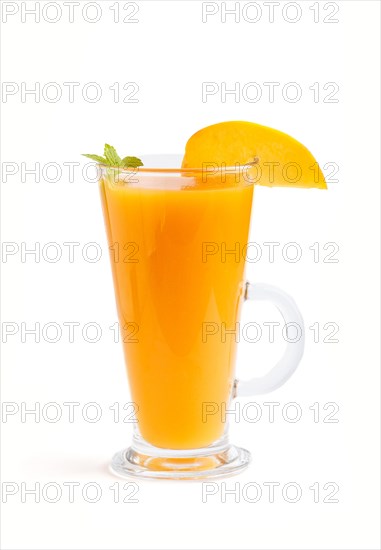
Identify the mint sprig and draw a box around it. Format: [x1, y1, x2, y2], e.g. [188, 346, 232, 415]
[82, 144, 143, 168]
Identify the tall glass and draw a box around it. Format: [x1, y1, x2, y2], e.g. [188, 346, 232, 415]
[98, 160, 304, 479]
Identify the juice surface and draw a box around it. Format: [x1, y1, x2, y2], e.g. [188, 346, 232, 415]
[100, 174, 253, 449]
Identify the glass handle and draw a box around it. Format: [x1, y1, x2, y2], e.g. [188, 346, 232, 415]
[235, 282, 305, 397]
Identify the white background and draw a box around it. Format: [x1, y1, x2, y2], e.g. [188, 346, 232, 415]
[1, 1, 380, 549]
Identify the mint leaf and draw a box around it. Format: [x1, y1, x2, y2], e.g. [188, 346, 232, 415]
[121, 156, 143, 168]
[104, 144, 121, 166]
[82, 154, 107, 163]
[82, 144, 143, 169]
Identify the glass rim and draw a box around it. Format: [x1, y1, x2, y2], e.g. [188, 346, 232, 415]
[98, 158, 259, 174]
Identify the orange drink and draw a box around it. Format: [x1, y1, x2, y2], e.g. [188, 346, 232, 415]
[100, 167, 253, 450]
[86, 118, 320, 478]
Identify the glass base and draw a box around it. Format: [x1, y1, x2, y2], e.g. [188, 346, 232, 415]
[110, 434, 251, 480]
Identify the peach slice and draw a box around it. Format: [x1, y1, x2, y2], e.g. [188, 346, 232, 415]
[182, 121, 327, 189]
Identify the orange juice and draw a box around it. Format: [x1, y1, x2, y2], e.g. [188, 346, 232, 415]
[100, 171, 253, 449]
